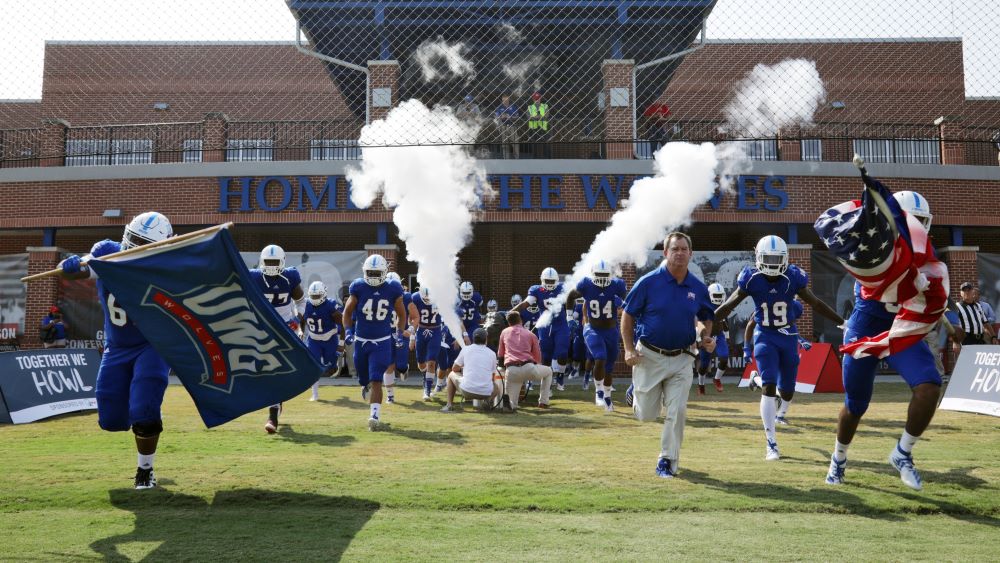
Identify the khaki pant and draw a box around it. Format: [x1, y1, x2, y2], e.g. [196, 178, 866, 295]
[631, 346, 694, 465]
[504, 363, 552, 409]
[447, 372, 501, 400]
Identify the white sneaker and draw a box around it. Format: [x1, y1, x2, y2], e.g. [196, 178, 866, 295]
[889, 445, 923, 491]
[604, 400, 614, 412]
[440, 404, 453, 413]
[368, 417, 380, 432]
[556, 384, 565, 391]
[775, 416, 789, 426]
[826, 454, 846, 485]
[422, 393, 431, 401]
[765, 440, 780, 461]
[309, 394, 318, 402]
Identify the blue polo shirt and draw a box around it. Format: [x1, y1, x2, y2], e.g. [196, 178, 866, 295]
[624, 265, 714, 350]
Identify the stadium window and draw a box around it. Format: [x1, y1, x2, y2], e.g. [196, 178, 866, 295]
[226, 139, 274, 162]
[740, 139, 778, 161]
[310, 139, 361, 161]
[801, 139, 823, 162]
[182, 139, 203, 163]
[852, 139, 892, 163]
[853, 138, 940, 164]
[65, 139, 110, 166]
[110, 139, 153, 166]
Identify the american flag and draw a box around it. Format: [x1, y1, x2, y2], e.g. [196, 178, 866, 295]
[813, 172, 949, 359]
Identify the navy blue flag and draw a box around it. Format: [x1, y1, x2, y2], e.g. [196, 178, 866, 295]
[87, 227, 322, 427]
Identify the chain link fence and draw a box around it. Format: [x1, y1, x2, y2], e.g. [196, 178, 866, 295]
[1, 0, 998, 166]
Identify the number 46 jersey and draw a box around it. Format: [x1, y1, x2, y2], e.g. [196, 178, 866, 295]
[349, 278, 404, 340]
[737, 264, 808, 333]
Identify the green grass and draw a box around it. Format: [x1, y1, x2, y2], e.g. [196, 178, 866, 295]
[2, 382, 999, 562]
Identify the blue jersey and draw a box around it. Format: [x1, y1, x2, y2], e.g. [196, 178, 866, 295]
[737, 265, 808, 332]
[528, 283, 567, 329]
[304, 299, 342, 341]
[249, 267, 302, 323]
[349, 278, 405, 339]
[521, 307, 541, 331]
[392, 292, 412, 332]
[411, 293, 442, 327]
[576, 277, 627, 323]
[91, 240, 148, 348]
[458, 292, 483, 334]
[850, 281, 896, 321]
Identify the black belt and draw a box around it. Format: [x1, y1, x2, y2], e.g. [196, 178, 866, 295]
[505, 360, 535, 367]
[641, 340, 696, 359]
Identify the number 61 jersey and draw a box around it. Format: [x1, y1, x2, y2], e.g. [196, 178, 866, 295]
[737, 264, 808, 332]
[349, 278, 405, 339]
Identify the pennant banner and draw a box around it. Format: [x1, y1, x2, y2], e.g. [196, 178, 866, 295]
[87, 228, 323, 427]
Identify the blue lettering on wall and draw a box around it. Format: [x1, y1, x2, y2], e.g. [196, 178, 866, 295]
[256, 177, 292, 212]
[539, 175, 564, 209]
[296, 176, 337, 211]
[497, 175, 532, 210]
[219, 177, 252, 212]
[762, 176, 789, 211]
[580, 175, 623, 210]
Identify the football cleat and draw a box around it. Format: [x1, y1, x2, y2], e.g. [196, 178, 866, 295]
[775, 415, 789, 426]
[748, 371, 761, 391]
[697, 384, 706, 396]
[386, 394, 395, 404]
[625, 383, 634, 407]
[655, 457, 675, 479]
[264, 420, 277, 434]
[765, 440, 780, 461]
[134, 467, 157, 490]
[422, 392, 431, 401]
[368, 417, 380, 432]
[826, 455, 847, 485]
[361, 383, 371, 401]
[713, 379, 724, 393]
[889, 445, 923, 491]
[604, 398, 614, 412]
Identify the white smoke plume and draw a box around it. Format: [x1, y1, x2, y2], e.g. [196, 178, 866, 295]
[347, 99, 487, 344]
[721, 58, 826, 138]
[497, 22, 523, 43]
[414, 37, 476, 83]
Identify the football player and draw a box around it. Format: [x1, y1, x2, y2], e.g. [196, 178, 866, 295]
[457, 280, 483, 345]
[383, 272, 411, 404]
[714, 235, 843, 461]
[250, 244, 306, 434]
[436, 323, 462, 394]
[570, 260, 627, 410]
[303, 281, 344, 401]
[342, 254, 407, 431]
[57, 211, 174, 489]
[409, 286, 442, 401]
[697, 283, 731, 395]
[514, 267, 571, 388]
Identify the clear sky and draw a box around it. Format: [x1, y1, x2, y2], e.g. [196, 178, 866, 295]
[0, 0, 997, 100]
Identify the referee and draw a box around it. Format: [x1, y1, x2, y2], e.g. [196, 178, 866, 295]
[954, 282, 995, 345]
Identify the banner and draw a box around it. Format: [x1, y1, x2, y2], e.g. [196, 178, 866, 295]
[940, 345, 1000, 417]
[739, 343, 844, 393]
[0, 349, 99, 424]
[86, 228, 324, 427]
[0, 254, 28, 350]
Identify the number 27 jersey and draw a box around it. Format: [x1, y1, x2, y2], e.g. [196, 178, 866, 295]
[349, 278, 404, 339]
[737, 264, 808, 331]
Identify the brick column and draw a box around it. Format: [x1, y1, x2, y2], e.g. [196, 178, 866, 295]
[788, 244, 815, 338]
[601, 59, 635, 159]
[940, 246, 979, 300]
[488, 227, 514, 304]
[365, 244, 399, 273]
[24, 247, 64, 349]
[202, 112, 229, 163]
[939, 123, 966, 165]
[39, 118, 69, 167]
[778, 127, 802, 161]
[368, 60, 400, 122]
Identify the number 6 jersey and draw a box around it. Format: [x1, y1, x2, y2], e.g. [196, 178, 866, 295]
[737, 264, 809, 333]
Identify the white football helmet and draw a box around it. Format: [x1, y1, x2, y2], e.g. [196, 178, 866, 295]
[386, 272, 401, 284]
[259, 244, 285, 277]
[591, 260, 612, 288]
[708, 283, 726, 306]
[460, 281, 474, 300]
[363, 254, 388, 286]
[540, 267, 559, 290]
[307, 281, 328, 306]
[419, 286, 432, 304]
[511, 294, 522, 308]
[755, 235, 788, 276]
[122, 211, 172, 250]
[893, 190, 932, 230]
[487, 299, 498, 312]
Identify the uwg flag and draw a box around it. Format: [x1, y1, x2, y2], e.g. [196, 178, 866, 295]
[814, 172, 949, 359]
[87, 228, 322, 427]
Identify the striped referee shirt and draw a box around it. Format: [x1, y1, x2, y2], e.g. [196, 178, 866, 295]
[954, 300, 987, 337]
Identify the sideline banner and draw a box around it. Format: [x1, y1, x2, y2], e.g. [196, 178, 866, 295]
[0, 349, 99, 424]
[739, 343, 844, 393]
[940, 345, 1000, 417]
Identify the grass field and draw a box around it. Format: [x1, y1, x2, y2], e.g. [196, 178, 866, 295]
[2, 380, 999, 562]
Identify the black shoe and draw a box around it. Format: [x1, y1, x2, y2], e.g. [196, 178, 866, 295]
[134, 466, 157, 490]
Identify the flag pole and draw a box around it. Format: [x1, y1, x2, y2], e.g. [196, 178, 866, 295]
[21, 222, 234, 282]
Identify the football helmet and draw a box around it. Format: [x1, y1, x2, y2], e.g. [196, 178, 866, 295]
[708, 283, 726, 306]
[540, 267, 559, 291]
[893, 190, 932, 230]
[122, 211, 172, 250]
[460, 281, 474, 300]
[419, 286, 432, 304]
[510, 294, 522, 308]
[591, 260, 612, 288]
[259, 244, 285, 277]
[307, 281, 328, 306]
[755, 235, 788, 276]
[487, 299, 498, 312]
[363, 254, 388, 286]
[385, 272, 401, 285]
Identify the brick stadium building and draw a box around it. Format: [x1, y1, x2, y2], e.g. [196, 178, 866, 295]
[2, 38, 999, 356]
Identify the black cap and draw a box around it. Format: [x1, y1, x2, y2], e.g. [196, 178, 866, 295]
[472, 328, 488, 344]
[960, 282, 974, 291]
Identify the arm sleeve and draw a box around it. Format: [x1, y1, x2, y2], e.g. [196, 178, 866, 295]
[623, 278, 646, 317]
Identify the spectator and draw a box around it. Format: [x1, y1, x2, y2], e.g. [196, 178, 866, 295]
[527, 91, 551, 159]
[494, 95, 520, 159]
[954, 282, 991, 345]
[40, 305, 68, 348]
[973, 286, 998, 343]
[498, 310, 553, 411]
[440, 328, 502, 412]
[621, 231, 715, 479]
[456, 94, 481, 123]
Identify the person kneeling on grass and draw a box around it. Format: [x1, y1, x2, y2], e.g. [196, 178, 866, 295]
[441, 328, 502, 412]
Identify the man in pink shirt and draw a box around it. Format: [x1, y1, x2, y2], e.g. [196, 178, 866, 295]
[498, 311, 553, 410]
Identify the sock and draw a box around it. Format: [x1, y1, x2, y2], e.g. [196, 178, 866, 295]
[776, 397, 792, 418]
[384, 371, 395, 387]
[899, 430, 919, 454]
[424, 374, 434, 395]
[604, 387, 612, 406]
[596, 382, 605, 400]
[311, 381, 319, 396]
[370, 403, 381, 420]
[268, 406, 280, 423]
[834, 440, 850, 462]
[137, 453, 155, 469]
[714, 367, 725, 381]
[697, 373, 705, 385]
[583, 371, 591, 385]
[556, 373, 565, 386]
[760, 395, 777, 444]
[386, 386, 395, 400]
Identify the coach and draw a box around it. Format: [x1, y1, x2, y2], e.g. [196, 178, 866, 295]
[621, 231, 715, 479]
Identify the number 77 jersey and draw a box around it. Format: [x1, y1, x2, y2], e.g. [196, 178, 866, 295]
[737, 264, 809, 332]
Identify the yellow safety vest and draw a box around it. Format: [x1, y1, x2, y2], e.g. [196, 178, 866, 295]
[528, 103, 548, 131]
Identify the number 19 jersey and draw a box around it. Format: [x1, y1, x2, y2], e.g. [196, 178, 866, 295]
[737, 265, 808, 333]
[349, 278, 404, 339]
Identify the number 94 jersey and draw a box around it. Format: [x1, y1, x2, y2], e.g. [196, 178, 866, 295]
[349, 278, 404, 339]
[575, 277, 627, 322]
[737, 264, 808, 331]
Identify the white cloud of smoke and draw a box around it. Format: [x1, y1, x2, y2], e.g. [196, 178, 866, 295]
[414, 37, 476, 83]
[721, 58, 826, 138]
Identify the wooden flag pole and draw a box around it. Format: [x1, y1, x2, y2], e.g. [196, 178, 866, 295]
[21, 222, 234, 283]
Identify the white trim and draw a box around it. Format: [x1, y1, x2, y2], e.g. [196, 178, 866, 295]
[939, 397, 1000, 417]
[9, 398, 97, 424]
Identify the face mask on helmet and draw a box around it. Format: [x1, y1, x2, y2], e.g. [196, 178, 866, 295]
[122, 211, 173, 250]
[708, 283, 726, 306]
[527, 304, 539, 313]
[755, 236, 788, 276]
[363, 254, 388, 286]
[511, 294, 522, 307]
[259, 244, 285, 277]
[460, 281, 474, 300]
[591, 260, 612, 288]
[308, 281, 327, 306]
[540, 267, 559, 291]
[419, 287, 432, 304]
[487, 299, 497, 312]
[892, 190, 933, 231]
